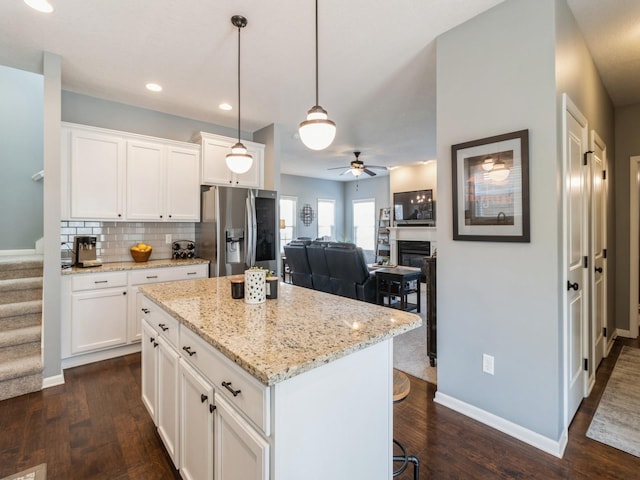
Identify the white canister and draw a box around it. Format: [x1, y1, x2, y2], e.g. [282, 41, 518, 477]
[244, 269, 266, 304]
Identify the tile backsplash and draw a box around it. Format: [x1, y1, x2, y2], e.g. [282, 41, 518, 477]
[61, 221, 196, 265]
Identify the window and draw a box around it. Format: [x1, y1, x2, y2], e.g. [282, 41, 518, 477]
[353, 199, 376, 250]
[279, 196, 297, 251]
[317, 198, 335, 240]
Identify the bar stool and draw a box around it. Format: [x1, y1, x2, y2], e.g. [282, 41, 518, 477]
[393, 369, 419, 480]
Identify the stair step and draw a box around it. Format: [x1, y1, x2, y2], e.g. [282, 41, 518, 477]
[1, 313, 41, 330]
[0, 278, 43, 305]
[0, 255, 43, 281]
[0, 343, 42, 383]
[0, 325, 41, 349]
[0, 372, 42, 402]
[0, 300, 42, 321]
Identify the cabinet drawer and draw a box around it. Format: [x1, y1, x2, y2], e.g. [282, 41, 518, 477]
[71, 272, 127, 291]
[142, 298, 179, 347]
[180, 326, 270, 436]
[130, 265, 207, 285]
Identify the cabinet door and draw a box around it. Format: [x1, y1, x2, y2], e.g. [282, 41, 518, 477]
[157, 336, 181, 469]
[235, 142, 263, 189]
[141, 320, 159, 424]
[70, 130, 125, 220]
[215, 395, 269, 480]
[166, 146, 200, 221]
[180, 360, 214, 480]
[126, 140, 164, 220]
[70, 288, 128, 354]
[201, 137, 234, 185]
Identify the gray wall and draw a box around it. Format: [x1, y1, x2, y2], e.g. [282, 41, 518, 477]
[0, 65, 43, 250]
[437, 0, 582, 444]
[280, 174, 346, 241]
[62, 91, 242, 143]
[614, 103, 640, 332]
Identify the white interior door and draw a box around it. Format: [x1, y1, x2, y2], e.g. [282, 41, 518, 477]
[590, 132, 607, 370]
[563, 94, 589, 423]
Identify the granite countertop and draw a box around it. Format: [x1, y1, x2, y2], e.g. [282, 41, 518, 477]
[140, 277, 422, 386]
[61, 258, 209, 275]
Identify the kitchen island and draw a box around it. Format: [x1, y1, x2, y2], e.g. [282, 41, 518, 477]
[140, 276, 421, 480]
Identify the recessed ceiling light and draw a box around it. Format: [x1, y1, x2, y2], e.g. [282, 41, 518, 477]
[145, 83, 162, 92]
[24, 0, 54, 13]
[219, 103, 232, 111]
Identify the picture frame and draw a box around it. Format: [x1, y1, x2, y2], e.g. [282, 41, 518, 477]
[451, 129, 530, 242]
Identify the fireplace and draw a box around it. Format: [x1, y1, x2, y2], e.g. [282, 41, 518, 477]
[397, 240, 431, 281]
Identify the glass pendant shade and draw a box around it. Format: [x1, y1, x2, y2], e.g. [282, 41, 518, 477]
[488, 161, 510, 181]
[351, 168, 363, 177]
[299, 106, 336, 151]
[225, 142, 253, 174]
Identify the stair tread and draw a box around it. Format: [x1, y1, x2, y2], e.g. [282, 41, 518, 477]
[0, 325, 41, 348]
[0, 300, 42, 319]
[0, 351, 42, 382]
[0, 277, 43, 292]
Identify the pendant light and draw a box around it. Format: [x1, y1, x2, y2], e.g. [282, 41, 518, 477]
[298, 0, 336, 151]
[226, 15, 253, 174]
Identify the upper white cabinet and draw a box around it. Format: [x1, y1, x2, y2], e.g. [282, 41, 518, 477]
[195, 131, 264, 189]
[62, 123, 201, 222]
[68, 129, 126, 220]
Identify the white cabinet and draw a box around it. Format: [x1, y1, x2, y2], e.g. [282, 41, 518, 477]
[180, 359, 214, 480]
[141, 319, 159, 422]
[62, 123, 200, 222]
[129, 264, 208, 343]
[67, 272, 128, 354]
[126, 141, 201, 222]
[215, 394, 269, 480]
[157, 335, 181, 468]
[195, 131, 264, 188]
[68, 128, 126, 220]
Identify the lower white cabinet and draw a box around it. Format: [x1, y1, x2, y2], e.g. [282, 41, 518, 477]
[157, 335, 181, 468]
[215, 394, 269, 480]
[67, 272, 128, 355]
[62, 263, 208, 367]
[179, 359, 214, 480]
[141, 320, 159, 423]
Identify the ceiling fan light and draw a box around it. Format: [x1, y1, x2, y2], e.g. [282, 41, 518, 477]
[226, 142, 253, 174]
[351, 168, 363, 177]
[482, 158, 494, 171]
[299, 106, 336, 150]
[24, 0, 53, 13]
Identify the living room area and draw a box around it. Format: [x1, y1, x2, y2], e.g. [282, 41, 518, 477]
[278, 161, 438, 385]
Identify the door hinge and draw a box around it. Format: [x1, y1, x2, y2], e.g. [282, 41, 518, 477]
[603, 327, 607, 338]
[603, 248, 607, 259]
[583, 150, 593, 166]
[584, 358, 589, 371]
[583, 256, 588, 268]
[602, 170, 607, 180]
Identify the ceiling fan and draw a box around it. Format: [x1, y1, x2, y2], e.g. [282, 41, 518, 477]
[328, 151, 387, 177]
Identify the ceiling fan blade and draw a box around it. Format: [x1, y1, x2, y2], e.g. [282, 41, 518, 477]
[364, 165, 387, 170]
[363, 169, 377, 176]
[339, 169, 352, 176]
[328, 165, 351, 170]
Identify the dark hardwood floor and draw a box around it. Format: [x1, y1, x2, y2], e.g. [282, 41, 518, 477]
[1, 337, 639, 479]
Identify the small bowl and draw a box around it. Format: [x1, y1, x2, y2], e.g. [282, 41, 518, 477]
[130, 247, 152, 262]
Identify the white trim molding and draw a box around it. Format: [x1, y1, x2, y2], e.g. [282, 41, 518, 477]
[42, 373, 65, 389]
[434, 392, 568, 458]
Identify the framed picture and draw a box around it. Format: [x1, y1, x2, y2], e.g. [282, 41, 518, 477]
[451, 129, 530, 242]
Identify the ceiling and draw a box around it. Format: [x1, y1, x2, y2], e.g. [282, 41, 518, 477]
[1, 0, 638, 181]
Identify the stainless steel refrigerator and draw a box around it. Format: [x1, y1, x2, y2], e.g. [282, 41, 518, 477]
[196, 186, 278, 277]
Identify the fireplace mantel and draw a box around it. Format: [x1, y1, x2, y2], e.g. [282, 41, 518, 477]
[388, 226, 437, 265]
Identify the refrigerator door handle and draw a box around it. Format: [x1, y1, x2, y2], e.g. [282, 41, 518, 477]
[246, 191, 256, 267]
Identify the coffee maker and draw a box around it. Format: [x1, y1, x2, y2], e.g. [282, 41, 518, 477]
[73, 236, 102, 268]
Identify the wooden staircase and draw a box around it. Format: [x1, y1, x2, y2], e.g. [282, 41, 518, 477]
[0, 255, 44, 401]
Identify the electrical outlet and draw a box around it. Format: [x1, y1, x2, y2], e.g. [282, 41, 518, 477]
[482, 354, 495, 375]
[165, 234, 172, 244]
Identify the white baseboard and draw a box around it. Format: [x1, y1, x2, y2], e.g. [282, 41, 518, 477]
[61, 343, 141, 369]
[434, 391, 567, 458]
[42, 373, 65, 389]
[615, 328, 637, 339]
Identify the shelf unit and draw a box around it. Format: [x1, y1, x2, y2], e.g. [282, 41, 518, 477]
[375, 207, 391, 265]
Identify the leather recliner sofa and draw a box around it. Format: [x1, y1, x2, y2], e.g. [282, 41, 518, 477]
[283, 240, 376, 303]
